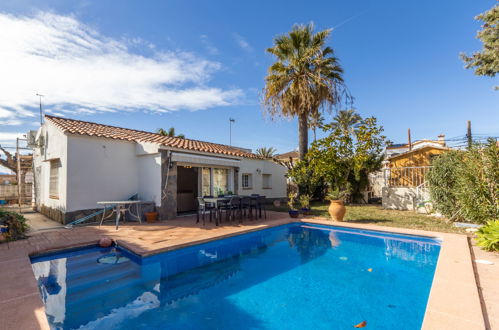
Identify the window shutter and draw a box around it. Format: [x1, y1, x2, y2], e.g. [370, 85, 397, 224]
[49, 159, 61, 198]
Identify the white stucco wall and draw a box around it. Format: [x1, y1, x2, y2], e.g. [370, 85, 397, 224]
[137, 154, 162, 206]
[382, 187, 430, 211]
[66, 135, 140, 211]
[32, 121, 68, 211]
[237, 158, 287, 198]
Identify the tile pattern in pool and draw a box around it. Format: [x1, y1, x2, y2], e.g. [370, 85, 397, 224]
[31, 223, 441, 329]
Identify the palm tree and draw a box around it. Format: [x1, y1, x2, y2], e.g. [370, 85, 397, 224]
[256, 147, 277, 159]
[331, 109, 361, 134]
[157, 127, 185, 139]
[263, 23, 348, 161]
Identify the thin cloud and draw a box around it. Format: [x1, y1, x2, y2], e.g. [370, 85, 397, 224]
[200, 34, 220, 55]
[0, 12, 243, 124]
[232, 33, 253, 52]
[0, 132, 26, 146]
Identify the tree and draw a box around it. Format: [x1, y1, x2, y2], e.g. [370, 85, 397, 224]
[330, 109, 362, 134]
[256, 147, 277, 159]
[263, 23, 349, 161]
[289, 113, 386, 200]
[0, 145, 32, 184]
[157, 127, 185, 139]
[461, 4, 499, 90]
[0, 145, 16, 173]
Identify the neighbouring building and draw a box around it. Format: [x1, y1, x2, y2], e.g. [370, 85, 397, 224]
[0, 174, 16, 185]
[275, 150, 299, 165]
[371, 135, 453, 211]
[31, 115, 287, 224]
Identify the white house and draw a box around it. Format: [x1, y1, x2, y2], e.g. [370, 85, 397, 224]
[31, 115, 287, 224]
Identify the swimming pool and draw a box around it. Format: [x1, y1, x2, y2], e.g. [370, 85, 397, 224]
[31, 223, 441, 329]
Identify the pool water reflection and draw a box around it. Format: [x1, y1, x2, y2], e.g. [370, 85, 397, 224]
[31, 223, 441, 329]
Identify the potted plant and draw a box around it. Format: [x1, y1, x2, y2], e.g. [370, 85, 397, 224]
[145, 207, 158, 223]
[299, 194, 311, 215]
[326, 189, 347, 221]
[288, 193, 299, 218]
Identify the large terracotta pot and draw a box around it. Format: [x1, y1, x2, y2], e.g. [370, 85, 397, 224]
[328, 200, 346, 221]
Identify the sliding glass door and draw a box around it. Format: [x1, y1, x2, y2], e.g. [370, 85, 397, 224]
[201, 167, 232, 196]
[213, 168, 229, 196]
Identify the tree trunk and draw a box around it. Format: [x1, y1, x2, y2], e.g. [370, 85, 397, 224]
[298, 113, 308, 161]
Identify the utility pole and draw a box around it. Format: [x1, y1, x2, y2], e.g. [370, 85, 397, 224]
[467, 120, 472, 149]
[407, 128, 412, 151]
[229, 118, 235, 146]
[16, 138, 22, 213]
[36, 93, 44, 126]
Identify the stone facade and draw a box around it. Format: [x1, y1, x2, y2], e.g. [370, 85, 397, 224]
[159, 150, 177, 220]
[40, 203, 155, 225]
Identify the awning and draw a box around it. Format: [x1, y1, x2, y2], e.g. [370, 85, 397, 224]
[171, 152, 240, 168]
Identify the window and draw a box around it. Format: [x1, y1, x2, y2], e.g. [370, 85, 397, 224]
[242, 173, 252, 189]
[202, 167, 231, 196]
[262, 174, 272, 189]
[213, 168, 229, 196]
[49, 159, 61, 199]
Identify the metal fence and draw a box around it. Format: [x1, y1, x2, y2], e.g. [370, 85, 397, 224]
[383, 166, 432, 188]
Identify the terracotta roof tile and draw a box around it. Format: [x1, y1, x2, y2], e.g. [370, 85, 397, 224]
[276, 150, 299, 160]
[45, 115, 260, 159]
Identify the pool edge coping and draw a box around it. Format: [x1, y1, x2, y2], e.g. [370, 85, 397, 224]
[3, 217, 486, 330]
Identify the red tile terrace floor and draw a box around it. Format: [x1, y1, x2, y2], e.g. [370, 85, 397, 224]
[0, 211, 487, 329]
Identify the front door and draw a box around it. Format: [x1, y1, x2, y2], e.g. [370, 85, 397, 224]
[177, 166, 198, 213]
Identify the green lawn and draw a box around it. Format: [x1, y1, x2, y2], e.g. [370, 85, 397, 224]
[269, 201, 465, 234]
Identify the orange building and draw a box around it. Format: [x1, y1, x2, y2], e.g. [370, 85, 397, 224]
[385, 136, 452, 187]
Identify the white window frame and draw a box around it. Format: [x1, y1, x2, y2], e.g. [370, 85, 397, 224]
[242, 173, 252, 189]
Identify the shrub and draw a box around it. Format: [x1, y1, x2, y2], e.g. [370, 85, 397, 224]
[456, 140, 499, 224]
[0, 209, 29, 241]
[428, 139, 499, 224]
[287, 193, 297, 210]
[476, 220, 499, 251]
[427, 151, 464, 219]
[325, 189, 347, 201]
[298, 194, 311, 209]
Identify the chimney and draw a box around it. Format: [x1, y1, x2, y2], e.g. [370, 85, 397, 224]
[437, 134, 446, 146]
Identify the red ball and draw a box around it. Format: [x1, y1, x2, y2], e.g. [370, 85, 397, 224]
[99, 237, 113, 248]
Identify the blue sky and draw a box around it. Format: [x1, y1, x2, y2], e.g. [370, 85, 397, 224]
[0, 0, 497, 158]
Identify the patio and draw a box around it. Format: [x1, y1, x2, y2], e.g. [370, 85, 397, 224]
[0, 211, 488, 329]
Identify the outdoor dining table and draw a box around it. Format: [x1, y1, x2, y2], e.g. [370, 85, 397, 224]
[203, 195, 260, 224]
[98, 200, 143, 230]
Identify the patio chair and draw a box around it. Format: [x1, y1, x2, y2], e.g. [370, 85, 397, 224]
[218, 196, 241, 223]
[197, 197, 215, 226]
[241, 196, 257, 220]
[256, 196, 267, 219]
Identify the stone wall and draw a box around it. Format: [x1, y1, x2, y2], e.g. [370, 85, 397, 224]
[39, 202, 155, 225]
[39, 204, 65, 224]
[159, 150, 177, 220]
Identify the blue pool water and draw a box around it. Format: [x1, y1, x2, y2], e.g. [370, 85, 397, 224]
[31, 223, 441, 329]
